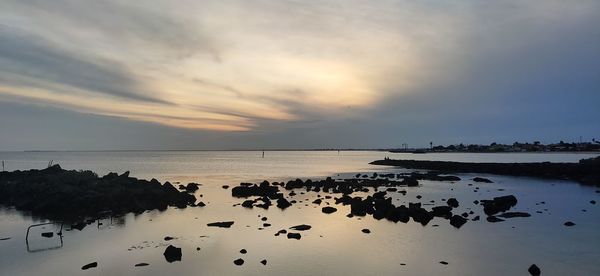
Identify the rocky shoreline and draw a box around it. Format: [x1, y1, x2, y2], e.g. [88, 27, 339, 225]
[0, 165, 197, 220]
[370, 156, 600, 186]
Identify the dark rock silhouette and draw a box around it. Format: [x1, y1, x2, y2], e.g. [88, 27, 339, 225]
[472, 177, 493, 183]
[486, 216, 505, 223]
[240, 249, 247, 254]
[447, 198, 459, 208]
[564, 221, 575, 226]
[362, 228, 371, 233]
[163, 245, 182, 263]
[207, 221, 234, 228]
[260, 259, 267, 265]
[135, 263, 149, 267]
[287, 232, 301, 240]
[482, 195, 518, 216]
[528, 264, 541, 275]
[234, 258, 244, 266]
[81, 262, 98, 270]
[290, 224, 311, 231]
[0, 165, 196, 220]
[41, 232, 54, 238]
[322, 206, 337, 214]
[371, 157, 600, 186]
[449, 215, 467, 228]
[498, 212, 531, 218]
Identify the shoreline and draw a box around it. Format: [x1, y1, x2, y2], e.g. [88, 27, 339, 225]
[370, 156, 600, 186]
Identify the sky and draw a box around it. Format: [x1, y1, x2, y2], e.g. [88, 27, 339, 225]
[0, 0, 599, 150]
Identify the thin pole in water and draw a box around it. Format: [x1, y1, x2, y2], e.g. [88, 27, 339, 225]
[1, 160, 4, 171]
[262, 151, 264, 158]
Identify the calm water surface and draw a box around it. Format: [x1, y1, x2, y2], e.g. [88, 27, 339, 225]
[0, 151, 599, 275]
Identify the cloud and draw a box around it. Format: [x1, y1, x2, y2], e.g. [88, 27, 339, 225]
[0, 0, 598, 146]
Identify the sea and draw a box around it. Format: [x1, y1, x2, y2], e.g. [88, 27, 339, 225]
[0, 151, 599, 275]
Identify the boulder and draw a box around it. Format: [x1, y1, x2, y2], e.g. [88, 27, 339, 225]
[163, 245, 182, 263]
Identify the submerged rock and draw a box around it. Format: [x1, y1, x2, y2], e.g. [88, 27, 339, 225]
[81, 262, 98, 270]
[498, 212, 531, 218]
[472, 177, 493, 183]
[486, 216, 505, 223]
[564, 221, 575, 226]
[163, 245, 182, 263]
[290, 224, 312, 231]
[207, 221, 234, 228]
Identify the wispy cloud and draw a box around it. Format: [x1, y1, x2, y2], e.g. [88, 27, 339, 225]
[0, 0, 598, 134]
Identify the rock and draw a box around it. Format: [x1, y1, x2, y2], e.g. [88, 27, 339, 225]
[449, 215, 467, 228]
[163, 245, 182, 263]
[591, 200, 596, 205]
[472, 177, 493, 183]
[0, 165, 197, 219]
[277, 197, 292, 209]
[290, 224, 312, 231]
[482, 195, 518, 216]
[472, 215, 480, 221]
[564, 221, 575, 226]
[261, 217, 268, 221]
[431, 206, 453, 218]
[287, 232, 301, 240]
[362, 228, 371, 234]
[486, 216, 505, 223]
[0, 237, 11, 241]
[260, 259, 267, 265]
[312, 198, 322, 205]
[234, 258, 244, 266]
[207, 221, 234, 228]
[222, 185, 230, 189]
[240, 249, 247, 254]
[528, 264, 541, 276]
[439, 261, 448, 265]
[196, 201, 206, 207]
[41, 232, 54, 238]
[498, 212, 531, 218]
[322, 206, 337, 214]
[164, 236, 175, 241]
[81, 262, 98, 270]
[135, 263, 149, 267]
[241, 200, 254, 208]
[184, 183, 200, 193]
[447, 198, 459, 208]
